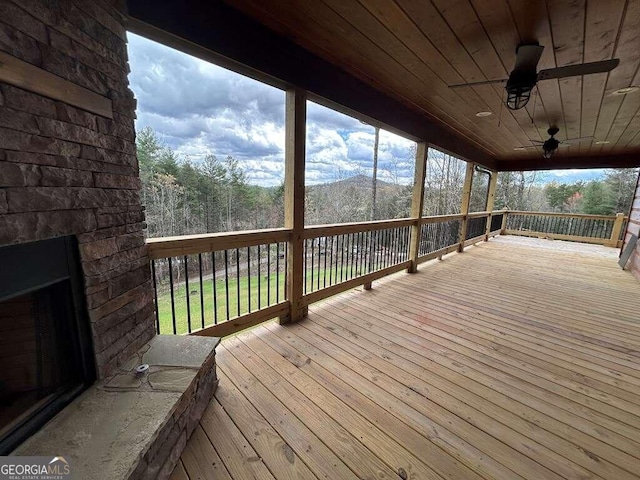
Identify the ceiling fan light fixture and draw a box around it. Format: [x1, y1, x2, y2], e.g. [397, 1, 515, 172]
[612, 86, 639, 96]
[506, 85, 533, 110]
[505, 69, 537, 110]
[542, 149, 554, 159]
[475, 111, 493, 117]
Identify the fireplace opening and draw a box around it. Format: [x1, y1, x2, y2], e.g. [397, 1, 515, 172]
[0, 237, 95, 454]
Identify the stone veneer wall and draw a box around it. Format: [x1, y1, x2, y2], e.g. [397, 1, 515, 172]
[0, 0, 155, 378]
[623, 170, 640, 280]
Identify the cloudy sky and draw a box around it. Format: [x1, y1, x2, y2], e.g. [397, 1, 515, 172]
[127, 33, 606, 187]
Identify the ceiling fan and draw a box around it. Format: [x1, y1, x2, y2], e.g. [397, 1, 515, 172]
[517, 126, 593, 158]
[449, 43, 619, 110]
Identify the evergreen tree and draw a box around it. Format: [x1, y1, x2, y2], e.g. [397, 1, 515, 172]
[135, 126, 639, 239]
[582, 181, 613, 215]
[544, 182, 583, 212]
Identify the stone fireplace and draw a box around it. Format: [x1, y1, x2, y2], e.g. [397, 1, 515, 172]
[0, 0, 154, 380]
[0, 236, 95, 453]
[0, 1, 219, 478]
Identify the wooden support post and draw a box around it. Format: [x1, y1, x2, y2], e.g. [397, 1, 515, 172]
[458, 162, 475, 252]
[500, 211, 509, 234]
[484, 170, 498, 241]
[408, 142, 428, 273]
[608, 213, 626, 248]
[279, 88, 307, 324]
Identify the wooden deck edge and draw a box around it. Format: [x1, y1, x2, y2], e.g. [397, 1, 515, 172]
[190, 302, 290, 337]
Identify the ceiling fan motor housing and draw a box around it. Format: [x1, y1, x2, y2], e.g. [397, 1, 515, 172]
[543, 137, 560, 158]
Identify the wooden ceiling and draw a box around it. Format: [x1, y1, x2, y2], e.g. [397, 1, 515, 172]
[221, 0, 640, 166]
[126, 0, 640, 169]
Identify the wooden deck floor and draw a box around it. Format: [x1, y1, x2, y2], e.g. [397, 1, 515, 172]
[171, 236, 640, 480]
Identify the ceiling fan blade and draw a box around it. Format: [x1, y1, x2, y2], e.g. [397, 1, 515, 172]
[537, 59, 620, 81]
[513, 44, 544, 71]
[449, 78, 507, 88]
[561, 136, 594, 145]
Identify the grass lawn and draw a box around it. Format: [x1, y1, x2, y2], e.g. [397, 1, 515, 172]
[156, 265, 367, 334]
[156, 272, 284, 334]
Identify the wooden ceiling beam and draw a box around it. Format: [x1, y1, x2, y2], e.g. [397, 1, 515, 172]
[496, 153, 640, 171]
[125, 0, 497, 169]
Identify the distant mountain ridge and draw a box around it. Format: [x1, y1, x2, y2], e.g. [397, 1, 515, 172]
[311, 174, 397, 190]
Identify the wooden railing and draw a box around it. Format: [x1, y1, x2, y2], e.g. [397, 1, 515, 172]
[300, 219, 413, 306]
[418, 213, 465, 260]
[146, 212, 497, 337]
[143, 92, 632, 339]
[146, 209, 625, 337]
[502, 211, 627, 248]
[147, 229, 291, 337]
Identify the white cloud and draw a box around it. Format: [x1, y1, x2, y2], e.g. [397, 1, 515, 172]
[127, 33, 416, 187]
[128, 34, 619, 189]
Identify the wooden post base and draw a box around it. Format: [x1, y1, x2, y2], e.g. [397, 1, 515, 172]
[363, 281, 372, 290]
[278, 305, 308, 325]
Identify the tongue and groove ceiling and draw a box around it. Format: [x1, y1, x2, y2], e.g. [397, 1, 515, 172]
[222, 0, 640, 167]
[127, 0, 640, 170]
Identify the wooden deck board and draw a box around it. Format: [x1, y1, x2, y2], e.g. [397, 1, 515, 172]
[176, 236, 640, 480]
[198, 394, 276, 480]
[213, 370, 318, 480]
[168, 461, 189, 480]
[350, 288, 640, 409]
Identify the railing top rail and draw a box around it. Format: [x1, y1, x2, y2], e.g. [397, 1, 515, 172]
[467, 210, 492, 219]
[147, 209, 528, 260]
[419, 210, 505, 224]
[506, 211, 626, 221]
[149, 213, 481, 254]
[147, 227, 292, 259]
[302, 217, 414, 238]
[420, 213, 464, 224]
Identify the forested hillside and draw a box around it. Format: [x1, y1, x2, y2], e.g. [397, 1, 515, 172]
[138, 127, 639, 238]
[138, 127, 285, 237]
